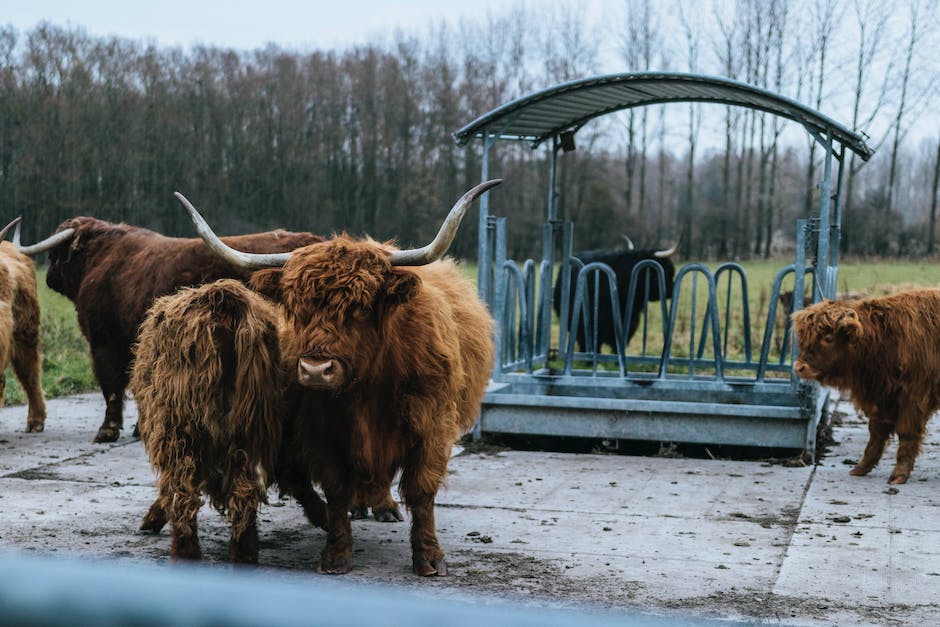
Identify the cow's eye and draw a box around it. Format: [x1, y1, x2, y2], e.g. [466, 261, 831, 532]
[821, 333, 834, 344]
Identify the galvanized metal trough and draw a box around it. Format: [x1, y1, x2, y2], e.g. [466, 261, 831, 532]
[453, 73, 874, 458]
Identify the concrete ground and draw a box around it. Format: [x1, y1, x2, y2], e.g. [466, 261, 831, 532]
[0, 393, 938, 625]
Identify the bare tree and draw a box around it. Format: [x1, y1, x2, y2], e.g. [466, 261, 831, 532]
[802, 0, 841, 217]
[677, 0, 702, 255]
[885, 0, 930, 220]
[929, 137, 940, 254]
[841, 0, 893, 254]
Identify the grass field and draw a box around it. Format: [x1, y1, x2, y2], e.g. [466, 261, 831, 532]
[2, 259, 940, 407]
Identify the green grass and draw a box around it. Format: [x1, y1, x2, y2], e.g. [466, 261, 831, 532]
[3, 258, 940, 405]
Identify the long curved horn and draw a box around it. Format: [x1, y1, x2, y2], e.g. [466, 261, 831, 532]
[174, 192, 292, 269]
[13, 220, 76, 256]
[621, 234, 635, 250]
[653, 239, 680, 258]
[388, 179, 502, 266]
[0, 217, 21, 242]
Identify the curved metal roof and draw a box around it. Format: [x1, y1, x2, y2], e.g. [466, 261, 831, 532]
[453, 72, 874, 160]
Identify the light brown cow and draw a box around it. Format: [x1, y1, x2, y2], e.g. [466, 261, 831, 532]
[176, 181, 499, 576]
[793, 289, 940, 484]
[0, 218, 46, 432]
[131, 279, 295, 563]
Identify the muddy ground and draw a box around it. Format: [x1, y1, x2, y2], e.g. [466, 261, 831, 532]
[1, 394, 939, 625]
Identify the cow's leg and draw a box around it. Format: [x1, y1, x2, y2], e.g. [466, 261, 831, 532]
[227, 474, 262, 564]
[11, 330, 47, 433]
[88, 341, 131, 443]
[400, 442, 449, 577]
[318, 483, 354, 574]
[140, 497, 168, 533]
[164, 471, 203, 561]
[9, 291, 46, 433]
[276, 459, 327, 529]
[851, 416, 894, 477]
[888, 409, 929, 485]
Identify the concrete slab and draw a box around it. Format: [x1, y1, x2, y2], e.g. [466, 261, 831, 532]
[0, 393, 939, 624]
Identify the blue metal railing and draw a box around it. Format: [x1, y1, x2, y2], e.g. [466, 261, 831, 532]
[492, 239, 807, 387]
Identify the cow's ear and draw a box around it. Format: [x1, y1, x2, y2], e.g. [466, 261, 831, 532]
[835, 309, 862, 342]
[384, 268, 421, 305]
[249, 268, 284, 301]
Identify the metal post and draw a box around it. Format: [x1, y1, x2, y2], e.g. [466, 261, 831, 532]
[792, 219, 808, 384]
[829, 143, 846, 290]
[547, 135, 559, 222]
[477, 131, 493, 305]
[815, 131, 834, 299]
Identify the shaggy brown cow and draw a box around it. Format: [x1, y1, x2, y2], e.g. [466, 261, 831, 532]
[131, 279, 309, 563]
[12, 217, 322, 443]
[0, 219, 46, 432]
[176, 180, 499, 576]
[793, 289, 940, 484]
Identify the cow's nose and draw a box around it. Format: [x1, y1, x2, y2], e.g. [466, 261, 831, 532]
[793, 361, 806, 376]
[297, 357, 344, 389]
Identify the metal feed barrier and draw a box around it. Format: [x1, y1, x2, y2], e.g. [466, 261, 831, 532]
[454, 73, 874, 457]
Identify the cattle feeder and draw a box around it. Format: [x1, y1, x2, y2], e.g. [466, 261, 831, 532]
[454, 72, 874, 458]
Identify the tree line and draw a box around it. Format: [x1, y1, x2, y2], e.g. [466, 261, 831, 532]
[1, 0, 938, 262]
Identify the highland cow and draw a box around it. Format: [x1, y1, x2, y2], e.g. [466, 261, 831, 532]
[131, 279, 309, 563]
[553, 240, 678, 353]
[175, 180, 499, 576]
[0, 219, 46, 432]
[11, 217, 322, 443]
[792, 289, 940, 484]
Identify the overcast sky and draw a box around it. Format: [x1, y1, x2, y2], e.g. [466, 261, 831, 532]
[2, 0, 566, 51]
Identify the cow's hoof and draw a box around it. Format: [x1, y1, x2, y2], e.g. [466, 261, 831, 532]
[888, 473, 909, 485]
[413, 557, 447, 577]
[140, 506, 168, 533]
[373, 504, 404, 523]
[317, 556, 352, 575]
[131, 423, 140, 438]
[94, 425, 121, 443]
[26, 421, 45, 433]
[349, 505, 369, 520]
[849, 465, 871, 476]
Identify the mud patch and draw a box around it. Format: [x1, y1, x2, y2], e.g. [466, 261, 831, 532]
[661, 591, 940, 625]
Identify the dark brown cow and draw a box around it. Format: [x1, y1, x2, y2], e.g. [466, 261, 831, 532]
[12, 217, 322, 443]
[176, 180, 499, 576]
[792, 289, 940, 484]
[131, 279, 298, 563]
[0, 219, 46, 432]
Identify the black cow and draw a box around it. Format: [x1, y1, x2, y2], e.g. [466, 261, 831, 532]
[553, 240, 678, 353]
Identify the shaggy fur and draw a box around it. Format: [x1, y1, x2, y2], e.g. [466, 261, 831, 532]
[37, 217, 321, 442]
[131, 280, 287, 563]
[254, 235, 494, 576]
[0, 242, 46, 432]
[793, 289, 940, 484]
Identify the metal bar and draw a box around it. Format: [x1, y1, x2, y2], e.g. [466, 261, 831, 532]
[816, 130, 834, 299]
[477, 130, 492, 304]
[537, 223, 554, 358]
[791, 219, 809, 386]
[557, 223, 575, 359]
[493, 218, 508, 379]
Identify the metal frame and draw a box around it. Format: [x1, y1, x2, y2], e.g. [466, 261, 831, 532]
[459, 73, 873, 456]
